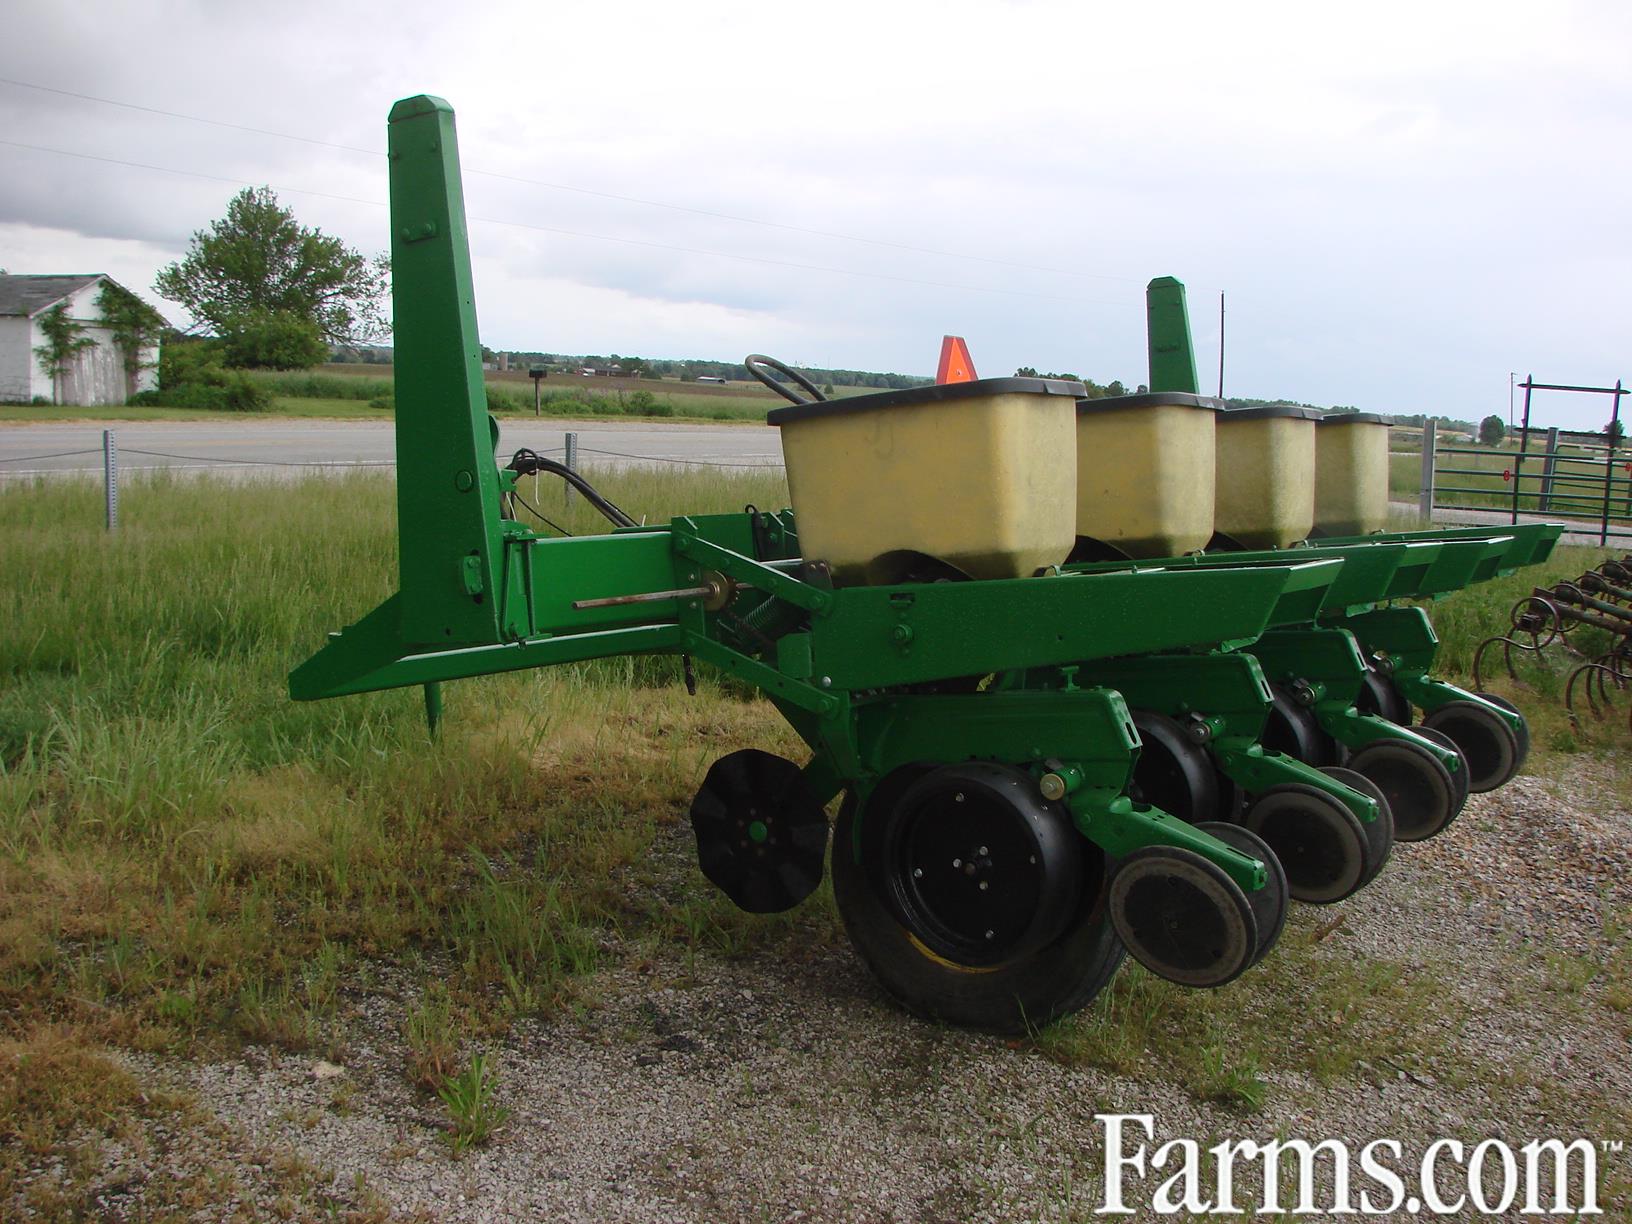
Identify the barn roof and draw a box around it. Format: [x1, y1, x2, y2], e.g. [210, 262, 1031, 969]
[0, 274, 107, 318]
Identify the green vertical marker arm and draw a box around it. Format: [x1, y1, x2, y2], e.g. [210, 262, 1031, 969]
[387, 95, 506, 649]
[1146, 275, 1199, 395]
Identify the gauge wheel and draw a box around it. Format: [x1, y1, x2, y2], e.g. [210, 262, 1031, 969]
[1128, 710, 1220, 823]
[1261, 684, 1342, 767]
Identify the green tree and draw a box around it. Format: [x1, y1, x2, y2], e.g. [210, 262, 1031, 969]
[33, 303, 95, 405]
[1479, 414, 1507, 447]
[221, 309, 327, 369]
[1606, 418, 1626, 448]
[154, 187, 389, 368]
[96, 281, 167, 399]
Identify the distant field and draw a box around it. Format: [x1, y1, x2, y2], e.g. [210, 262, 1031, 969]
[0, 362, 891, 425]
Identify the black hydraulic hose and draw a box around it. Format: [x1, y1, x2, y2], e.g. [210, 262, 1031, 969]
[506, 448, 638, 529]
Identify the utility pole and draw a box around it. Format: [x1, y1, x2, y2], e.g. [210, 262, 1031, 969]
[1217, 292, 1225, 399]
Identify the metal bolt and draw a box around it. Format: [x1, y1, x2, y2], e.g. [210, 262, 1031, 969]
[954, 792, 965, 803]
[978, 845, 988, 856]
[979, 881, 989, 891]
[952, 858, 962, 868]
[913, 868, 923, 879]
[819, 676, 832, 689]
[984, 929, 995, 940]
[1029, 855, 1038, 864]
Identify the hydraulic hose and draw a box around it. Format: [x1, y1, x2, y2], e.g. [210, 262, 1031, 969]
[506, 448, 638, 529]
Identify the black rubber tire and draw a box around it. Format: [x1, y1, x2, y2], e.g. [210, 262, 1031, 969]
[1242, 784, 1371, 905]
[1261, 684, 1342, 767]
[1411, 726, 1471, 814]
[1107, 846, 1257, 988]
[830, 772, 1123, 1034]
[1129, 710, 1220, 824]
[1318, 766, 1395, 887]
[1473, 691, 1531, 775]
[1195, 821, 1288, 964]
[1346, 739, 1459, 842]
[878, 763, 1084, 967]
[1423, 701, 1523, 792]
[1355, 670, 1412, 726]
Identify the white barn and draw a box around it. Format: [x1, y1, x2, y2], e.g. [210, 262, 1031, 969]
[0, 274, 162, 405]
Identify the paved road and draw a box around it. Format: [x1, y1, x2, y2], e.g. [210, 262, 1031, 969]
[0, 417, 785, 480]
[1389, 500, 1630, 548]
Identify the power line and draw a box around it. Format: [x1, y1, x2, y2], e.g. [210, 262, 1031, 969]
[0, 73, 1139, 286]
[0, 138, 1126, 305]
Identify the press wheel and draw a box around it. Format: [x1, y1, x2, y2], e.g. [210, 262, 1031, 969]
[1345, 738, 1458, 842]
[1128, 710, 1219, 823]
[830, 764, 1122, 1033]
[1107, 846, 1257, 988]
[1242, 784, 1371, 905]
[1318, 766, 1395, 886]
[1195, 822, 1288, 964]
[1473, 691, 1530, 774]
[1411, 726, 1471, 813]
[1422, 700, 1523, 792]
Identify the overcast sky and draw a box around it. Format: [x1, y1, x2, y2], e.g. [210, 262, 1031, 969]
[2, 1, 1627, 427]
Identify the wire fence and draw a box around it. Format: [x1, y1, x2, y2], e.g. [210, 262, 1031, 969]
[0, 442, 784, 472]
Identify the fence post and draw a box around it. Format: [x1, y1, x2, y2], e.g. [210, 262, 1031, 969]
[564, 431, 578, 509]
[103, 429, 118, 532]
[1418, 419, 1436, 521]
[1538, 427, 1559, 512]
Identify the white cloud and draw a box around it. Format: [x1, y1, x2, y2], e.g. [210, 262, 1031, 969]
[1, 0, 1627, 427]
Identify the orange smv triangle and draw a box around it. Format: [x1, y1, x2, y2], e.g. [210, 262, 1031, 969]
[936, 336, 978, 384]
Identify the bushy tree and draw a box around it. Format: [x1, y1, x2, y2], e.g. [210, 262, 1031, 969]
[220, 308, 328, 369]
[1479, 414, 1507, 447]
[155, 187, 388, 368]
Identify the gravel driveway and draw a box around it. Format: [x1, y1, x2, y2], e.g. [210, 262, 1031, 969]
[64, 767, 1629, 1222]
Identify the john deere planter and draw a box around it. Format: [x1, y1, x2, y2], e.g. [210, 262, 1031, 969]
[292, 97, 1563, 1032]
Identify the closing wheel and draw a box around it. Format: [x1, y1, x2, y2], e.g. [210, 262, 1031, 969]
[1242, 784, 1372, 905]
[1345, 739, 1458, 842]
[830, 764, 1123, 1033]
[1473, 691, 1531, 775]
[1411, 726, 1470, 814]
[1422, 700, 1523, 792]
[1261, 684, 1342, 766]
[1195, 822, 1288, 964]
[1317, 766, 1395, 886]
[1356, 670, 1412, 726]
[1128, 711, 1220, 824]
[1107, 846, 1257, 988]
[689, 749, 828, 914]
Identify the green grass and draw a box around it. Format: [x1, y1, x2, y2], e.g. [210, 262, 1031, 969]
[3, 470, 1629, 1209]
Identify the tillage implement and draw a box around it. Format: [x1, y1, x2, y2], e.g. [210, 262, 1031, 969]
[292, 97, 1562, 1031]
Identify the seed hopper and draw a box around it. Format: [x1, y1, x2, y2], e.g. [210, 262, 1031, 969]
[292, 97, 1562, 1031]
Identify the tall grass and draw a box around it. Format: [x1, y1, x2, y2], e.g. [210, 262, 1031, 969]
[0, 467, 797, 1060]
[0, 468, 1618, 1065]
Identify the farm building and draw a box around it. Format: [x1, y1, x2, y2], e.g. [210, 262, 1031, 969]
[0, 273, 162, 405]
